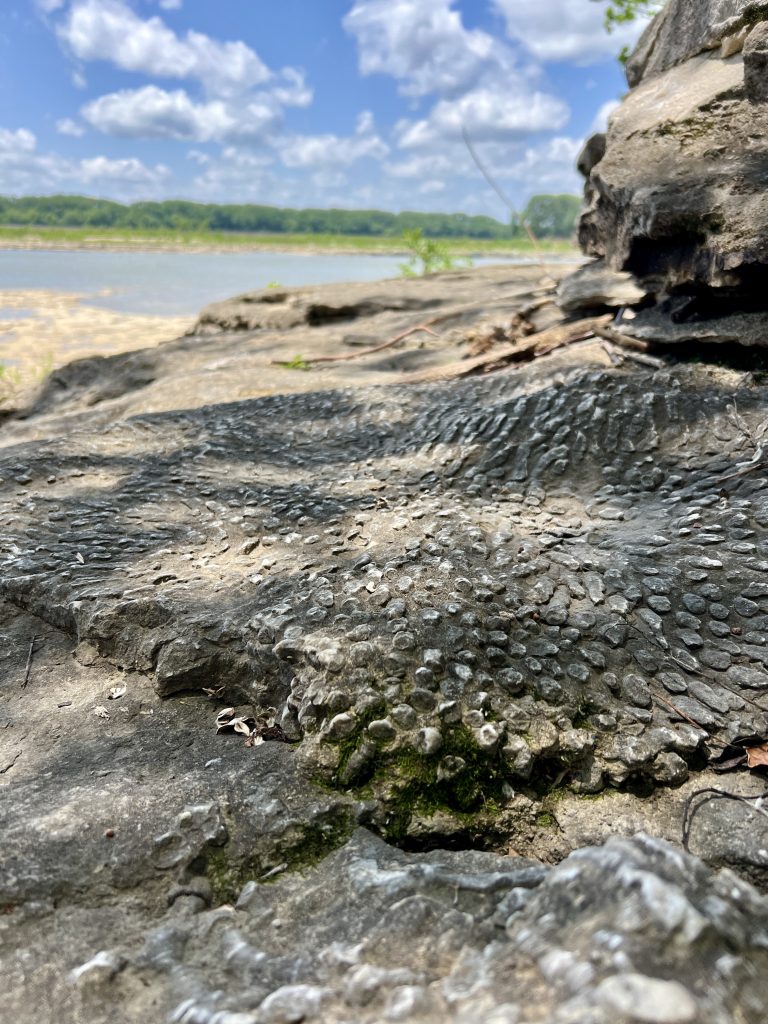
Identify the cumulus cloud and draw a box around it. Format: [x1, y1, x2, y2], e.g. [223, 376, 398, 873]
[345, 0, 569, 152]
[82, 85, 282, 144]
[343, 0, 494, 97]
[278, 112, 388, 169]
[397, 87, 569, 148]
[492, 0, 650, 64]
[58, 0, 272, 95]
[79, 155, 170, 184]
[591, 98, 620, 133]
[56, 117, 85, 137]
[0, 124, 168, 197]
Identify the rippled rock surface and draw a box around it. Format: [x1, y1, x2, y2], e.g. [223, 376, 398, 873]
[3, 267, 768, 1023]
[2, 358, 768, 836]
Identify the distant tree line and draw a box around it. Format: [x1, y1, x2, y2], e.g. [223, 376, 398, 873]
[0, 193, 582, 240]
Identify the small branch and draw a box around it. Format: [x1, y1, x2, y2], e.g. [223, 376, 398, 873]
[652, 691, 727, 748]
[22, 635, 38, 689]
[402, 315, 611, 385]
[594, 322, 665, 358]
[682, 788, 768, 852]
[600, 338, 665, 369]
[295, 321, 441, 366]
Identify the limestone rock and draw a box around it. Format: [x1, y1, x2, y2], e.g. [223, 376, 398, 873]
[557, 258, 647, 313]
[626, 0, 768, 86]
[84, 830, 768, 1024]
[744, 20, 768, 101]
[579, 0, 768, 310]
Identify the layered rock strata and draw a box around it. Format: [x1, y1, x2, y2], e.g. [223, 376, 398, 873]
[575, 0, 768, 324]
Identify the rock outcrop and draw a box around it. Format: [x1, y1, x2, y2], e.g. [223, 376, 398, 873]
[574, 0, 768, 328]
[3, 265, 768, 1022]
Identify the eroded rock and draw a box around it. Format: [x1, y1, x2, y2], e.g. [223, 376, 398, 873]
[69, 830, 768, 1024]
[572, 0, 768, 324]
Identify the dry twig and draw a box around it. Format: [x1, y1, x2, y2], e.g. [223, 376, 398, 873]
[402, 315, 611, 385]
[22, 635, 38, 688]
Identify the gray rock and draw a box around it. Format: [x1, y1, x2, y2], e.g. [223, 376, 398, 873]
[626, 0, 768, 86]
[744, 20, 768, 100]
[66, 830, 768, 1024]
[579, 1, 768, 302]
[556, 259, 647, 313]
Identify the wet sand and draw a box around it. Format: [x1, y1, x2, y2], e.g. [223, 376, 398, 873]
[0, 289, 193, 405]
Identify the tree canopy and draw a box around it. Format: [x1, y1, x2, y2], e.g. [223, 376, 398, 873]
[0, 194, 582, 240]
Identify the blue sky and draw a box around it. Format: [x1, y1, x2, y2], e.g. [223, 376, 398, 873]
[0, 0, 649, 218]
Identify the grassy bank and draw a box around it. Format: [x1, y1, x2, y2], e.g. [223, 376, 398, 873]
[0, 225, 578, 257]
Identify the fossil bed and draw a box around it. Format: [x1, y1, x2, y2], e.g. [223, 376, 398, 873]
[1, 261, 768, 1024]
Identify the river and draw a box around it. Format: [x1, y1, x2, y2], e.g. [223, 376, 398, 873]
[0, 249, 567, 316]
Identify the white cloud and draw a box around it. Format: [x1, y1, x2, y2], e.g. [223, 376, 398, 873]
[58, 0, 271, 95]
[158, 0, 182, 9]
[343, 0, 494, 97]
[278, 112, 388, 169]
[344, 0, 570, 159]
[492, 0, 650, 64]
[270, 68, 314, 109]
[397, 87, 569, 147]
[79, 155, 170, 184]
[0, 125, 168, 198]
[56, 117, 85, 137]
[82, 85, 280, 143]
[495, 136, 583, 189]
[0, 127, 37, 155]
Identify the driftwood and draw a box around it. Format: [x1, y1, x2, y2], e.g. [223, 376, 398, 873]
[287, 290, 561, 368]
[401, 315, 612, 384]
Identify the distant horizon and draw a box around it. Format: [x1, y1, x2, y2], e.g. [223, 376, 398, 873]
[0, 189, 581, 220]
[0, 1, 649, 218]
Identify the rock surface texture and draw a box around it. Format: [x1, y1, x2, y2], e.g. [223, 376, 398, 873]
[575, 0, 768, 320]
[2, 266, 768, 1023]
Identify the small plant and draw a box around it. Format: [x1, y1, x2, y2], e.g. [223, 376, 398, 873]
[398, 229, 471, 277]
[277, 354, 311, 371]
[0, 362, 22, 392]
[266, 281, 283, 289]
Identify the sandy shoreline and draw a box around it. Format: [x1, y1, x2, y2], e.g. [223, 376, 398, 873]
[0, 235, 576, 259]
[0, 288, 193, 406]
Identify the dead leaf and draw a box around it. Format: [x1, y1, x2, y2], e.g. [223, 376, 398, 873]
[203, 686, 225, 701]
[93, 705, 110, 719]
[745, 743, 768, 769]
[107, 685, 126, 700]
[75, 552, 86, 564]
[232, 716, 256, 737]
[215, 707, 236, 731]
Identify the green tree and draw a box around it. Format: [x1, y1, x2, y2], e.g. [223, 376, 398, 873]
[599, 0, 663, 28]
[521, 195, 581, 239]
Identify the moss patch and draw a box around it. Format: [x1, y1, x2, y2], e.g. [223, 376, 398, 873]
[204, 805, 356, 904]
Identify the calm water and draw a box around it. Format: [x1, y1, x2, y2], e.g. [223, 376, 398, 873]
[0, 249, 562, 316]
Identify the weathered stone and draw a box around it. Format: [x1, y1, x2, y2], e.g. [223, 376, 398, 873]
[576, 0, 768, 316]
[626, 0, 768, 86]
[4, 266, 768, 1023]
[556, 259, 647, 313]
[744, 20, 768, 100]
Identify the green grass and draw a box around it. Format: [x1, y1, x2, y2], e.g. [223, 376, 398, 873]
[0, 224, 578, 257]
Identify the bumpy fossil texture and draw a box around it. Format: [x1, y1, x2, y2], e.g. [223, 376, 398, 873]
[2, 361, 768, 838]
[80, 829, 768, 1024]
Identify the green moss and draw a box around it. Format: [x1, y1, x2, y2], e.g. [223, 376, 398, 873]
[204, 807, 356, 904]
[332, 724, 512, 843]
